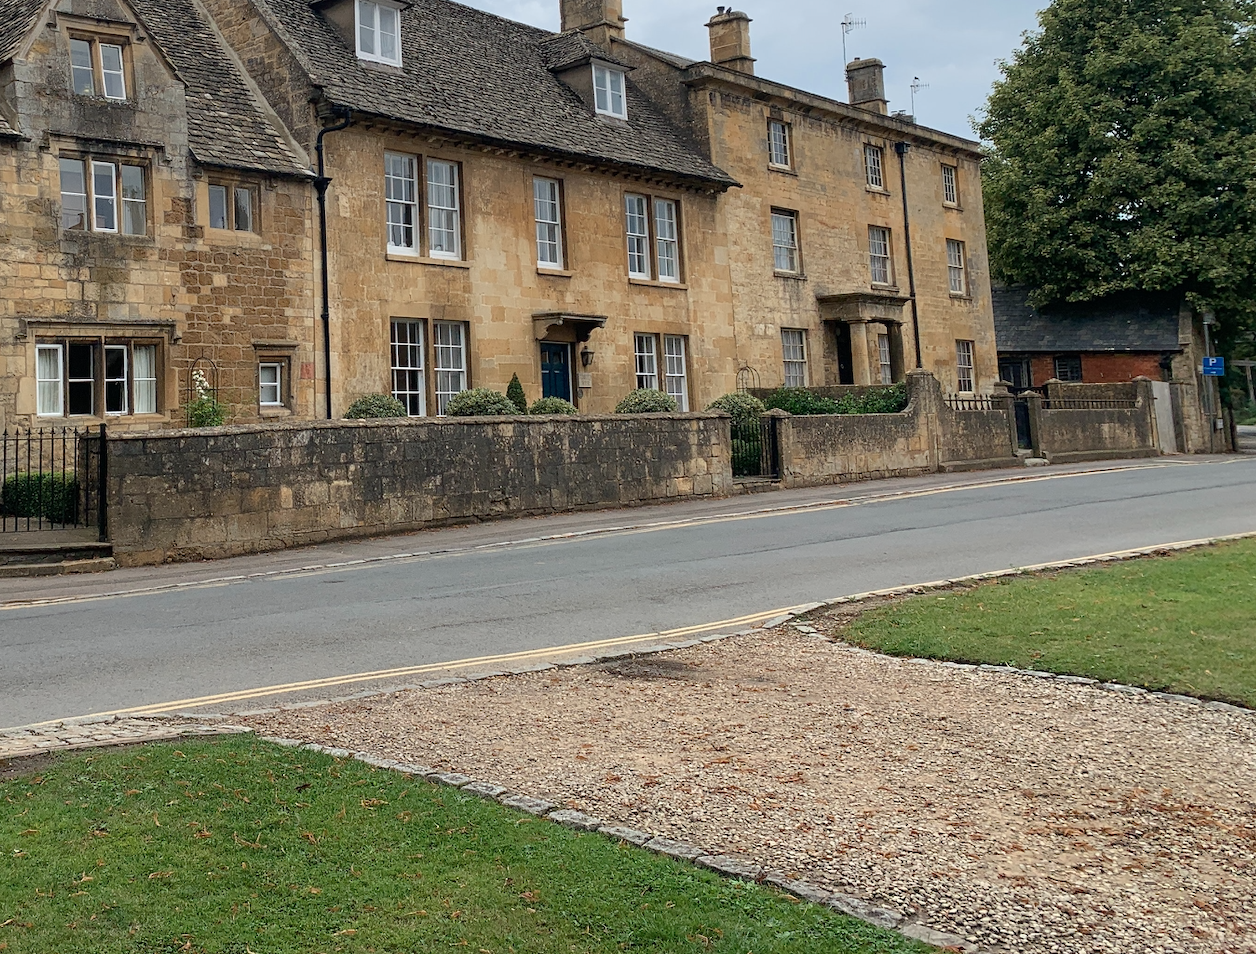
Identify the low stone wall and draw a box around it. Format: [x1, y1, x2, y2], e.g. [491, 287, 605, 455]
[937, 400, 1020, 472]
[107, 414, 733, 565]
[1031, 379, 1159, 463]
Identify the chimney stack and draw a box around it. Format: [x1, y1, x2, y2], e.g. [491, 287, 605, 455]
[846, 58, 888, 114]
[706, 8, 755, 75]
[560, 0, 626, 41]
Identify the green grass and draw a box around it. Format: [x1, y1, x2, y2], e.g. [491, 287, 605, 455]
[0, 737, 927, 954]
[842, 539, 1256, 707]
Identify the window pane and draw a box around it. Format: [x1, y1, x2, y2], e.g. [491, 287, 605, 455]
[427, 160, 460, 258]
[634, 334, 658, 391]
[100, 44, 125, 99]
[878, 334, 893, 385]
[943, 165, 958, 204]
[625, 194, 650, 278]
[134, 344, 157, 414]
[947, 239, 966, 294]
[259, 363, 282, 405]
[358, 0, 376, 55]
[378, 5, 399, 62]
[104, 345, 127, 415]
[59, 158, 87, 230]
[655, 199, 679, 282]
[386, 153, 417, 252]
[390, 320, 425, 416]
[768, 121, 790, 167]
[609, 69, 625, 117]
[67, 343, 95, 415]
[433, 321, 466, 415]
[664, 335, 688, 411]
[593, 66, 609, 113]
[956, 340, 975, 392]
[208, 185, 228, 229]
[36, 345, 64, 417]
[782, 329, 807, 388]
[70, 39, 95, 95]
[234, 187, 254, 232]
[121, 165, 145, 236]
[869, 226, 891, 284]
[534, 178, 562, 267]
[865, 145, 884, 189]
[92, 161, 117, 232]
[772, 212, 798, 273]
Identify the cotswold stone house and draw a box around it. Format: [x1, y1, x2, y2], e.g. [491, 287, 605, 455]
[1, 0, 1003, 428]
[0, 0, 315, 430]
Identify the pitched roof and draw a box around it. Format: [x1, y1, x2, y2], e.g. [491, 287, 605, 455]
[252, 0, 736, 189]
[993, 284, 1183, 354]
[539, 30, 631, 72]
[0, 0, 43, 63]
[129, 0, 307, 175]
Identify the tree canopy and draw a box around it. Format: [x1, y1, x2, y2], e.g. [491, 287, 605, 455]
[979, 0, 1256, 349]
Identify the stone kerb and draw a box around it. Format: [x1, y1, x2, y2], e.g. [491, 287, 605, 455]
[106, 413, 733, 566]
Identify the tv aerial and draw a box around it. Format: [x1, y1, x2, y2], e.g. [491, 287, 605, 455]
[910, 76, 930, 117]
[841, 13, 866, 68]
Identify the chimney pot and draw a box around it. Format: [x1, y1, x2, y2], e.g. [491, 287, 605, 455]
[847, 57, 888, 114]
[706, 8, 755, 75]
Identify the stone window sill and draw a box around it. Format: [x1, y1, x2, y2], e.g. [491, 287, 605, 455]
[775, 270, 806, 281]
[629, 278, 688, 291]
[768, 164, 798, 177]
[866, 186, 892, 197]
[386, 253, 473, 269]
[949, 293, 973, 302]
[260, 406, 292, 419]
[943, 202, 963, 212]
[871, 283, 900, 293]
[538, 267, 573, 278]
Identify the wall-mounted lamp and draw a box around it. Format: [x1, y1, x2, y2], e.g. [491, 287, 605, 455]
[581, 347, 595, 368]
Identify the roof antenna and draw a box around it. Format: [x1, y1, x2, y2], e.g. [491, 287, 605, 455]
[910, 76, 929, 118]
[841, 13, 865, 69]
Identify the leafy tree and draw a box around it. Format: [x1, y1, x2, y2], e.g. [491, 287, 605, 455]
[979, 0, 1256, 349]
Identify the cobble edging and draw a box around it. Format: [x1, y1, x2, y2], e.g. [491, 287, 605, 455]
[261, 736, 982, 954]
[0, 718, 251, 762]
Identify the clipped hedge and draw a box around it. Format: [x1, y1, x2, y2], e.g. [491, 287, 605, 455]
[615, 389, 679, 414]
[345, 394, 409, 419]
[763, 384, 909, 416]
[1, 473, 79, 524]
[529, 397, 579, 415]
[445, 388, 520, 417]
[707, 392, 766, 429]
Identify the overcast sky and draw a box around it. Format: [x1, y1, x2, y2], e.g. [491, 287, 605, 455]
[463, 0, 1048, 139]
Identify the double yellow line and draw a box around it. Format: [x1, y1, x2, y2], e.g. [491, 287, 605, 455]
[7, 604, 801, 731]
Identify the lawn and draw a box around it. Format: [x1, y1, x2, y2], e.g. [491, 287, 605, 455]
[0, 737, 927, 954]
[839, 538, 1256, 708]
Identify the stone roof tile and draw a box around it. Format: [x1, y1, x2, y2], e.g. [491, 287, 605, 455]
[0, 0, 43, 63]
[993, 284, 1182, 354]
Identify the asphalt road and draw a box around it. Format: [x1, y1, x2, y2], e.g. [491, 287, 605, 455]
[2, 457, 1254, 729]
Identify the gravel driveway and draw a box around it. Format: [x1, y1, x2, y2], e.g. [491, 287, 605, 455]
[241, 628, 1256, 954]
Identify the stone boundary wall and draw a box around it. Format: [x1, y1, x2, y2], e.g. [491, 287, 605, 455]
[106, 414, 733, 566]
[1031, 378, 1159, 463]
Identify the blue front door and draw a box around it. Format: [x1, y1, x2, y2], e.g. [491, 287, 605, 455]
[540, 343, 572, 402]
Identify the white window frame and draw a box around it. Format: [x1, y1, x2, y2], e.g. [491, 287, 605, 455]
[70, 38, 96, 96]
[768, 120, 791, 168]
[92, 160, 118, 234]
[390, 319, 427, 417]
[654, 198, 680, 283]
[426, 159, 461, 260]
[947, 239, 967, 295]
[663, 335, 689, 411]
[956, 340, 975, 393]
[121, 165, 146, 237]
[133, 344, 158, 415]
[385, 152, 418, 254]
[782, 329, 807, 388]
[433, 320, 467, 415]
[59, 158, 88, 232]
[99, 43, 126, 100]
[356, 0, 402, 66]
[942, 164, 959, 206]
[864, 144, 885, 190]
[69, 36, 128, 100]
[259, 362, 283, 407]
[36, 344, 65, 418]
[60, 157, 145, 234]
[207, 180, 258, 233]
[878, 333, 893, 385]
[625, 194, 651, 279]
[104, 344, 129, 416]
[534, 177, 563, 269]
[772, 210, 799, 274]
[869, 226, 893, 286]
[593, 64, 627, 119]
[634, 333, 659, 391]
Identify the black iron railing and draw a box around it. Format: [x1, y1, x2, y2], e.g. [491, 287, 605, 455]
[732, 417, 780, 479]
[945, 395, 1011, 412]
[0, 426, 105, 535]
[1041, 398, 1139, 410]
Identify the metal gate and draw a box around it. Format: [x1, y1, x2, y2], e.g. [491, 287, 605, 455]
[1013, 397, 1033, 450]
[731, 416, 780, 480]
[0, 426, 107, 537]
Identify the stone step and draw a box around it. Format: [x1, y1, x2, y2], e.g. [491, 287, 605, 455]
[0, 556, 116, 579]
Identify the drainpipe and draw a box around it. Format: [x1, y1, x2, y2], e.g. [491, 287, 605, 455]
[895, 141, 923, 369]
[315, 109, 353, 420]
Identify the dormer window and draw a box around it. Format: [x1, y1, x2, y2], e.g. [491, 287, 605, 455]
[70, 36, 127, 100]
[593, 64, 627, 119]
[356, 0, 401, 66]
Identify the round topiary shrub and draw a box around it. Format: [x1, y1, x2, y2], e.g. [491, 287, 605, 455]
[444, 388, 520, 417]
[344, 393, 409, 419]
[707, 392, 766, 428]
[614, 389, 679, 414]
[529, 397, 579, 415]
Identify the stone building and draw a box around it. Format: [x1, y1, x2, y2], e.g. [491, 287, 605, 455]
[0, 0, 315, 431]
[603, 4, 999, 394]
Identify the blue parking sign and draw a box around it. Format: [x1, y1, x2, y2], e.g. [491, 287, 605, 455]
[1202, 357, 1225, 376]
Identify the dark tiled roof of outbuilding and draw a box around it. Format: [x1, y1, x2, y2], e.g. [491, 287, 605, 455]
[993, 284, 1183, 354]
[129, 0, 307, 175]
[252, 0, 735, 188]
[0, 0, 44, 63]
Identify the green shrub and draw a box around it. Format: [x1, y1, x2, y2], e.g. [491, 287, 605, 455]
[444, 388, 520, 417]
[1238, 402, 1256, 426]
[506, 374, 528, 414]
[763, 384, 910, 416]
[614, 389, 679, 414]
[1, 473, 79, 524]
[186, 396, 226, 428]
[529, 396, 579, 415]
[763, 388, 839, 415]
[345, 394, 409, 419]
[707, 392, 766, 428]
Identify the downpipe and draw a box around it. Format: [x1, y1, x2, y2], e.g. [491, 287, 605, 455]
[315, 109, 353, 420]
